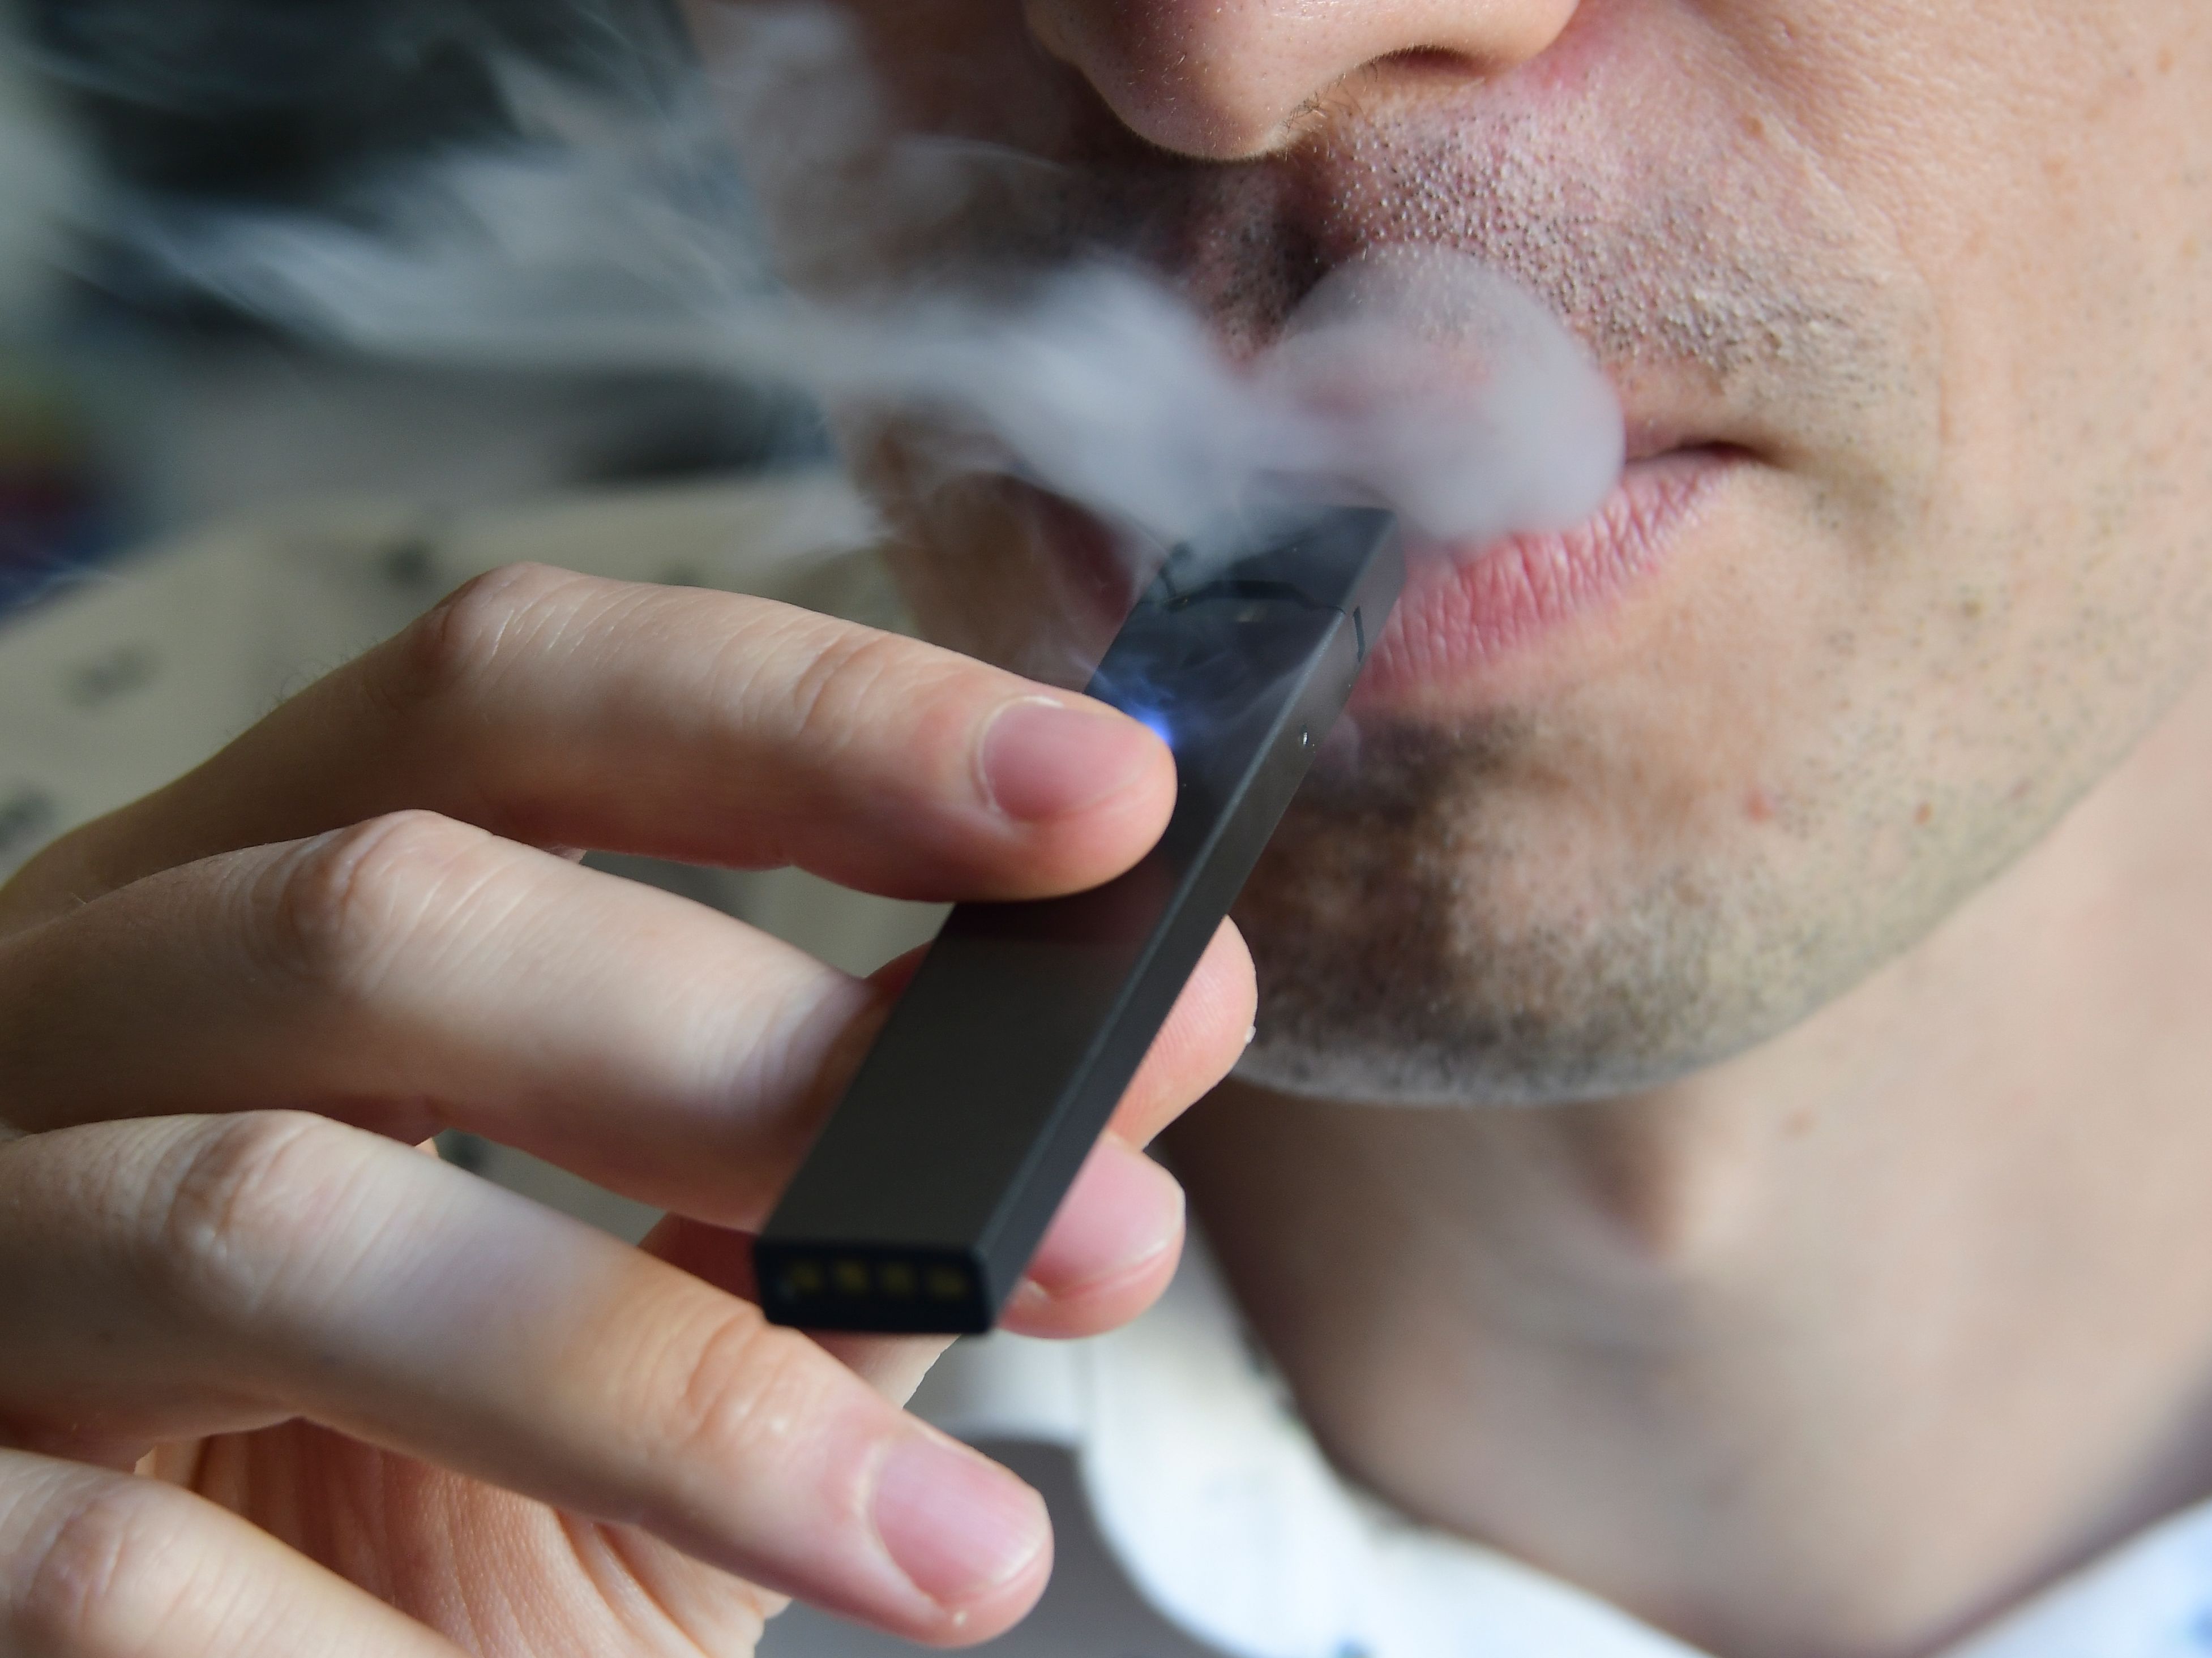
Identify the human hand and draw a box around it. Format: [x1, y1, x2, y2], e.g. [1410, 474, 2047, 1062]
[0, 564, 1256, 1656]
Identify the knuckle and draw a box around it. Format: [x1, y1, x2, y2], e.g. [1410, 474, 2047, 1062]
[259, 810, 489, 1002]
[146, 1111, 367, 1326]
[660, 1306, 842, 1471]
[397, 562, 589, 708]
[782, 626, 964, 756]
[13, 1477, 189, 1653]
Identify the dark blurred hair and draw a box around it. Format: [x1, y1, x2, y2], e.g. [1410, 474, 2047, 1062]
[20, 0, 690, 205]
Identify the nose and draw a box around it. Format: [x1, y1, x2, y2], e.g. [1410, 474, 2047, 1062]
[1024, 0, 1580, 160]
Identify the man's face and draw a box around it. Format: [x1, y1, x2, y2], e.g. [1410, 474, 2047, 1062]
[714, 0, 2212, 1104]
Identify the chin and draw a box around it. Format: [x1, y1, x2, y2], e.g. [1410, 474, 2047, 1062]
[1220, 714, 1936, 1111]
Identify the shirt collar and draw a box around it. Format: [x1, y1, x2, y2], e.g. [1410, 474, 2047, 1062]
[914, 1239, 2212, 1658]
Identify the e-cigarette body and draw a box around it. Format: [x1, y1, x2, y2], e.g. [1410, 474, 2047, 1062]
[756, 505, 1404, 1333]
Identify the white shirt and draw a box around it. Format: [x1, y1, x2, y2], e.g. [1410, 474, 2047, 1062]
[765, 1240, 2212, 1658]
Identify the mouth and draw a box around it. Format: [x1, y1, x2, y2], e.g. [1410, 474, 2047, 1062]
[1353, 441, 1745, 709]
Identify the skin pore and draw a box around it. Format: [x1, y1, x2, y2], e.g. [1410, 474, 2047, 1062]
[688, 1, 2212, 1652]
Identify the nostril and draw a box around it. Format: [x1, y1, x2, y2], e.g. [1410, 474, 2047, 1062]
[1327, 44, 1492, 111]
[1372, 45, 1482, 75]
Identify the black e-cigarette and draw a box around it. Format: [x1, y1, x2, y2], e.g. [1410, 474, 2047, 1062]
[756, 505, 1404, 1333]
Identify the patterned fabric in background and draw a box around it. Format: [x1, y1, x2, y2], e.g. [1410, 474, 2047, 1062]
[0, 353, 116, 617]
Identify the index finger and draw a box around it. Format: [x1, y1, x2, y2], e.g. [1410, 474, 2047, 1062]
[5, 564, 1172, 917]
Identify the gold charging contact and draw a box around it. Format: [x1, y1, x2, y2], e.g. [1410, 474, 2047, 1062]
[924, 1264, 971, 1301]
[782, 1259, 825, 1297]
[773, 1257, 973, 1305]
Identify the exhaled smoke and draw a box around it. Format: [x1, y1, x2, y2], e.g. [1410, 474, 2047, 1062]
[55, 0, 1622, 565]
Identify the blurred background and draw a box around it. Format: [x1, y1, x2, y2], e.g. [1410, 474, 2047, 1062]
[0, 0, 832, 610]
[0, 0, 943, 1234]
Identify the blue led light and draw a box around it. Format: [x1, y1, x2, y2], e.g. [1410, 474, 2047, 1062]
[1128, 707, 1176, 750]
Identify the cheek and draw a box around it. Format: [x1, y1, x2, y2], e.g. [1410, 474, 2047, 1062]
[1829, 8, 2212, 695]
[1715, 0, 2212, 714]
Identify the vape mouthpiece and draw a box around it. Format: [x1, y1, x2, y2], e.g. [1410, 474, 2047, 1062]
[756, 504, 1404, 1333]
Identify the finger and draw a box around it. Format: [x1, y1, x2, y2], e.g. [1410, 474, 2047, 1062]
[996, 1137, 1187, 1339]
[0, 1450, 467, 1658]
[1094, 919, 1257, 1147]
[0, 813, 867, 1196]
[0, 819, 1257, 1258]
[0, 1114, 1051, 1643]
[3, 563, 1173, 922]
[185, 1423, 792, 1658]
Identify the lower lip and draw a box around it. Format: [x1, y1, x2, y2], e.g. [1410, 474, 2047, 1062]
[1355, 447, 1736, 705]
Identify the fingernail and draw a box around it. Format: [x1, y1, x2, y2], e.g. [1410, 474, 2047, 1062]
[874, 1435, 1049, 1606]
[979, 697, 1161, 822]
